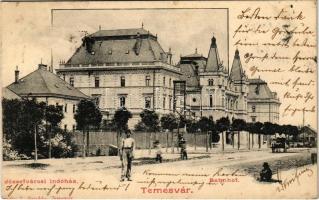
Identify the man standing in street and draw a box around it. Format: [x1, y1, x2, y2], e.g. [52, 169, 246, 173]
[120, 129, 135, 181]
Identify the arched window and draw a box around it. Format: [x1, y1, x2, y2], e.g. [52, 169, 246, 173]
[145, 97, 151, 109]
[95, 76, 100, 88]
[252, 105, 256, 113]
[208, 79, 214, 86]
[145, 75, 150, 86]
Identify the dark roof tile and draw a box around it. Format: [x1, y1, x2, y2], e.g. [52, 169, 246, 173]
[7, 68, 88, 99]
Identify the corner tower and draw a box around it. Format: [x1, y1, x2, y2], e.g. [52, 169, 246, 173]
[199, 36, 228, 119]
[228, 49, 249, 120]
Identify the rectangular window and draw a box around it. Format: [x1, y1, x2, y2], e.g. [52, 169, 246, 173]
[120, 96, 126, 107]
[145, 75, 150, 86]
[163, 97, 166, 109]
[64, 104, 67, 113]
[73, 105, 76, 113]
[169, 78, 171, 87]
[209, 95, 213, 107]
[163, 76, 166, 86]
[169, 96, 172, 110]
[145, 97, 151, 109]
[120, 76, 125, 87]
[69, 77, 74, 87]
[64, 124, 67, 132]
[95, 77, 100, 88]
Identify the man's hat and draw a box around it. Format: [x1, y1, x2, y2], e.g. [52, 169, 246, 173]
[125, 129, 132, 135]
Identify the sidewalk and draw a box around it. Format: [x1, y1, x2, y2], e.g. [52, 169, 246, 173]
[2, 150, 209, 173]
[3, 147, 312, 174]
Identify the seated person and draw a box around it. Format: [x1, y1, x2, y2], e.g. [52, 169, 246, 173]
[260, 162, 272, 182]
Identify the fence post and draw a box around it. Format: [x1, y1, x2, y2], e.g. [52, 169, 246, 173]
[165, 129, 168, 153]
[209, 131, 212, 150]
[248, 132, 250, 150]
[194, 133, 197, 151]
[206, 131, 208, 152]
[171, 131, 174, 153]
[82, 129, 86, 157]
[148, 132, 151, 155]
[238, 131, 240, 150]
[222, 131, 225, 152]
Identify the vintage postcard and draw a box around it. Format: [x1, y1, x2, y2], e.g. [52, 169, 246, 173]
[1, 1, 317, 199]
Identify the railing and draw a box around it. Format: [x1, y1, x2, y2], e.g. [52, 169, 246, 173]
[58, 61, 180, 73]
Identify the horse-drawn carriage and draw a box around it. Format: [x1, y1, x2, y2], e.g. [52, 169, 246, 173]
[271, 134, 288, 153]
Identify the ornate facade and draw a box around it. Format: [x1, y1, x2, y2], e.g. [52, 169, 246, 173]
[56, 28, 280, 127]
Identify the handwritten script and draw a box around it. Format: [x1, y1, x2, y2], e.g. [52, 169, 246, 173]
[234, 6, 316, 120]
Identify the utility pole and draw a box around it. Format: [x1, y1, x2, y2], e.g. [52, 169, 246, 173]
[34, 125, 38, 162]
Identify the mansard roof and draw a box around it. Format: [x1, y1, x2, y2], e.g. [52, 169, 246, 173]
[205, 37, 226, 73]
[7, 66, 88, 100]
[230, 49, 246, 82]
[88, 28, 153, 38]
[66, 28, 169, 65]
[180, 50, 206, 73]
[247, 78, 279, 101]
[177, 62, 200, 89]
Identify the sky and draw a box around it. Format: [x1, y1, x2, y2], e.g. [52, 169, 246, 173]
[2, 8, 228, 85]
[51, 9, 228, 68]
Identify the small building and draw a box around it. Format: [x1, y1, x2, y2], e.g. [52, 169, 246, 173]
[4, 64, 89, 131]
[300, 125, 317, 147]
[247, 78, 281, 123]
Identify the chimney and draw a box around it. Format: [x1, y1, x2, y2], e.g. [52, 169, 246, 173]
[167, 48, 172, 65]
[38, 63, 47, 70]
[15, 66, 19, 83]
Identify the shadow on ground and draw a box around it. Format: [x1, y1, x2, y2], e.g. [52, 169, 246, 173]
[6, 163, 50, 170]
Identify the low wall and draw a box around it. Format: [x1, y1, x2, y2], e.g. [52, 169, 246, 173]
[72, 131, 208, 156]
[72, 131, 269, 156]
